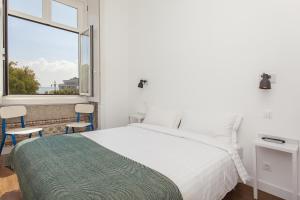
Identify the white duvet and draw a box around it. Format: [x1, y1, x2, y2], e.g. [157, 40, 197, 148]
[82, 123, 249, 200]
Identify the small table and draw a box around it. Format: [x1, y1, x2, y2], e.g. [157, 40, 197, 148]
[253, 134, 299, 200]
[129, 113, 145, 123]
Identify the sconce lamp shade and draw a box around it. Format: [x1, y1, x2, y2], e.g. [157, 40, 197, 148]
[138, 80, 147, 88]
[259, 73, 271, 89]
[138, 81, 144, 88]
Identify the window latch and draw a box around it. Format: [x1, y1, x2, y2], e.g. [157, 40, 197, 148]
[1, 48, 5, 61]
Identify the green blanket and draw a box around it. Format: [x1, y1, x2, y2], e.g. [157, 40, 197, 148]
[9, 134, 183, 200]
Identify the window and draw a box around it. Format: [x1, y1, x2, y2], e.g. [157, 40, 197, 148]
[80, 26, 93, 96]
[4, 0, 92, 96]
[52, 1, 78, 28]
[8, 16, 79, 95]
[8, 0, 42, 18]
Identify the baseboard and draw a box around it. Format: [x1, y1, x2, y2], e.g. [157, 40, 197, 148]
[2, 146, 13, 155]
[247, 177, 298, 200]
[1, 146, 13, 167]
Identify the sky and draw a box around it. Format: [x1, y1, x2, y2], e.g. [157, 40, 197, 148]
[8, 0, 79, 87]
[9, 0, 43, 18]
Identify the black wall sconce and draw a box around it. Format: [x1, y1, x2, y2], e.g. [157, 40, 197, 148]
[259, 73, 271, 90]
[138, 80, 148, 88]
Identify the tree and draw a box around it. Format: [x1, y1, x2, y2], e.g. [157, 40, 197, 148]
[9, 61, 40, 95]
[45, 88, 79, 95]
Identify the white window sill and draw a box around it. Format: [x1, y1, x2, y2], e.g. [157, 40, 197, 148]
[0, 95, 89, 105]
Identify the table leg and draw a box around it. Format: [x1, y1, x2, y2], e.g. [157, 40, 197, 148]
[292, 152, 298, 200]
[253, 145, 258, 199]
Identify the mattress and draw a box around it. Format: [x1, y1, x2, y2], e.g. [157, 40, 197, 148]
[82, 123, 245, 200]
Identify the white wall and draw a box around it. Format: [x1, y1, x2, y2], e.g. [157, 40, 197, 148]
[126, 0, 300, 198]
[87, 0, 101, 127]
[99, 0, 129, 128]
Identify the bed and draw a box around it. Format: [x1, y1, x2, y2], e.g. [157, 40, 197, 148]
[9, 123, 248, 200]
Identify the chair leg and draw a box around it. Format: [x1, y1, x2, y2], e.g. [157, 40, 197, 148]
[11, 135, 17, 146]
[29, 133, 32, 138]
[65, 127, 69, 134]
[38, 131, 43, 137]
[0, 134, 7, 155]
[72, 127, 75, 133]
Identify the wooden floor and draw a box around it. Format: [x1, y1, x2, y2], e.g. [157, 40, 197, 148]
[0, 167, 21, 200]
[0, 167, 283, 200]
[223, 184, 283, 200]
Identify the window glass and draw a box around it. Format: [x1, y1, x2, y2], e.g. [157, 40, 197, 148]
[52, 1, 78, 28]
[80, 28, 91, 95]
[9, 0, 42, 18]
[8, 16, 79, 95]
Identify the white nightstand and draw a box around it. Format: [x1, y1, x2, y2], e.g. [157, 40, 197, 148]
[129, 113, 145, 123]
[253, 134, 299, 200]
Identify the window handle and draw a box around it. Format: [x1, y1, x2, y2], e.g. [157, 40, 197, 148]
[1, 48, 5, 60]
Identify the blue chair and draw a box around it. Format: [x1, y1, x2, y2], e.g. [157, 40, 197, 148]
[65, 104, 95, 134]
[0, 106, 43, 155]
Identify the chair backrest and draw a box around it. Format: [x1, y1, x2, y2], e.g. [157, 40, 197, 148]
[75, 104, 94, 114]
[0, 106, 27, 119]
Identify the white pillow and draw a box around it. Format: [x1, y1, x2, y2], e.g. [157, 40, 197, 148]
[180, 111, 243, 145]
[143, 106, 182, 129]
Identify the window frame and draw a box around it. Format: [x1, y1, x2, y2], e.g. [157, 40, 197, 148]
[8, 0, 87, 33]
[0, 0, 4, 98]
[3, 0, 89, 103]
[79, 25, 93, 96]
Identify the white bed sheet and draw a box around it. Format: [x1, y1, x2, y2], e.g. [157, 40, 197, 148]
[82, 124, 241, 200]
